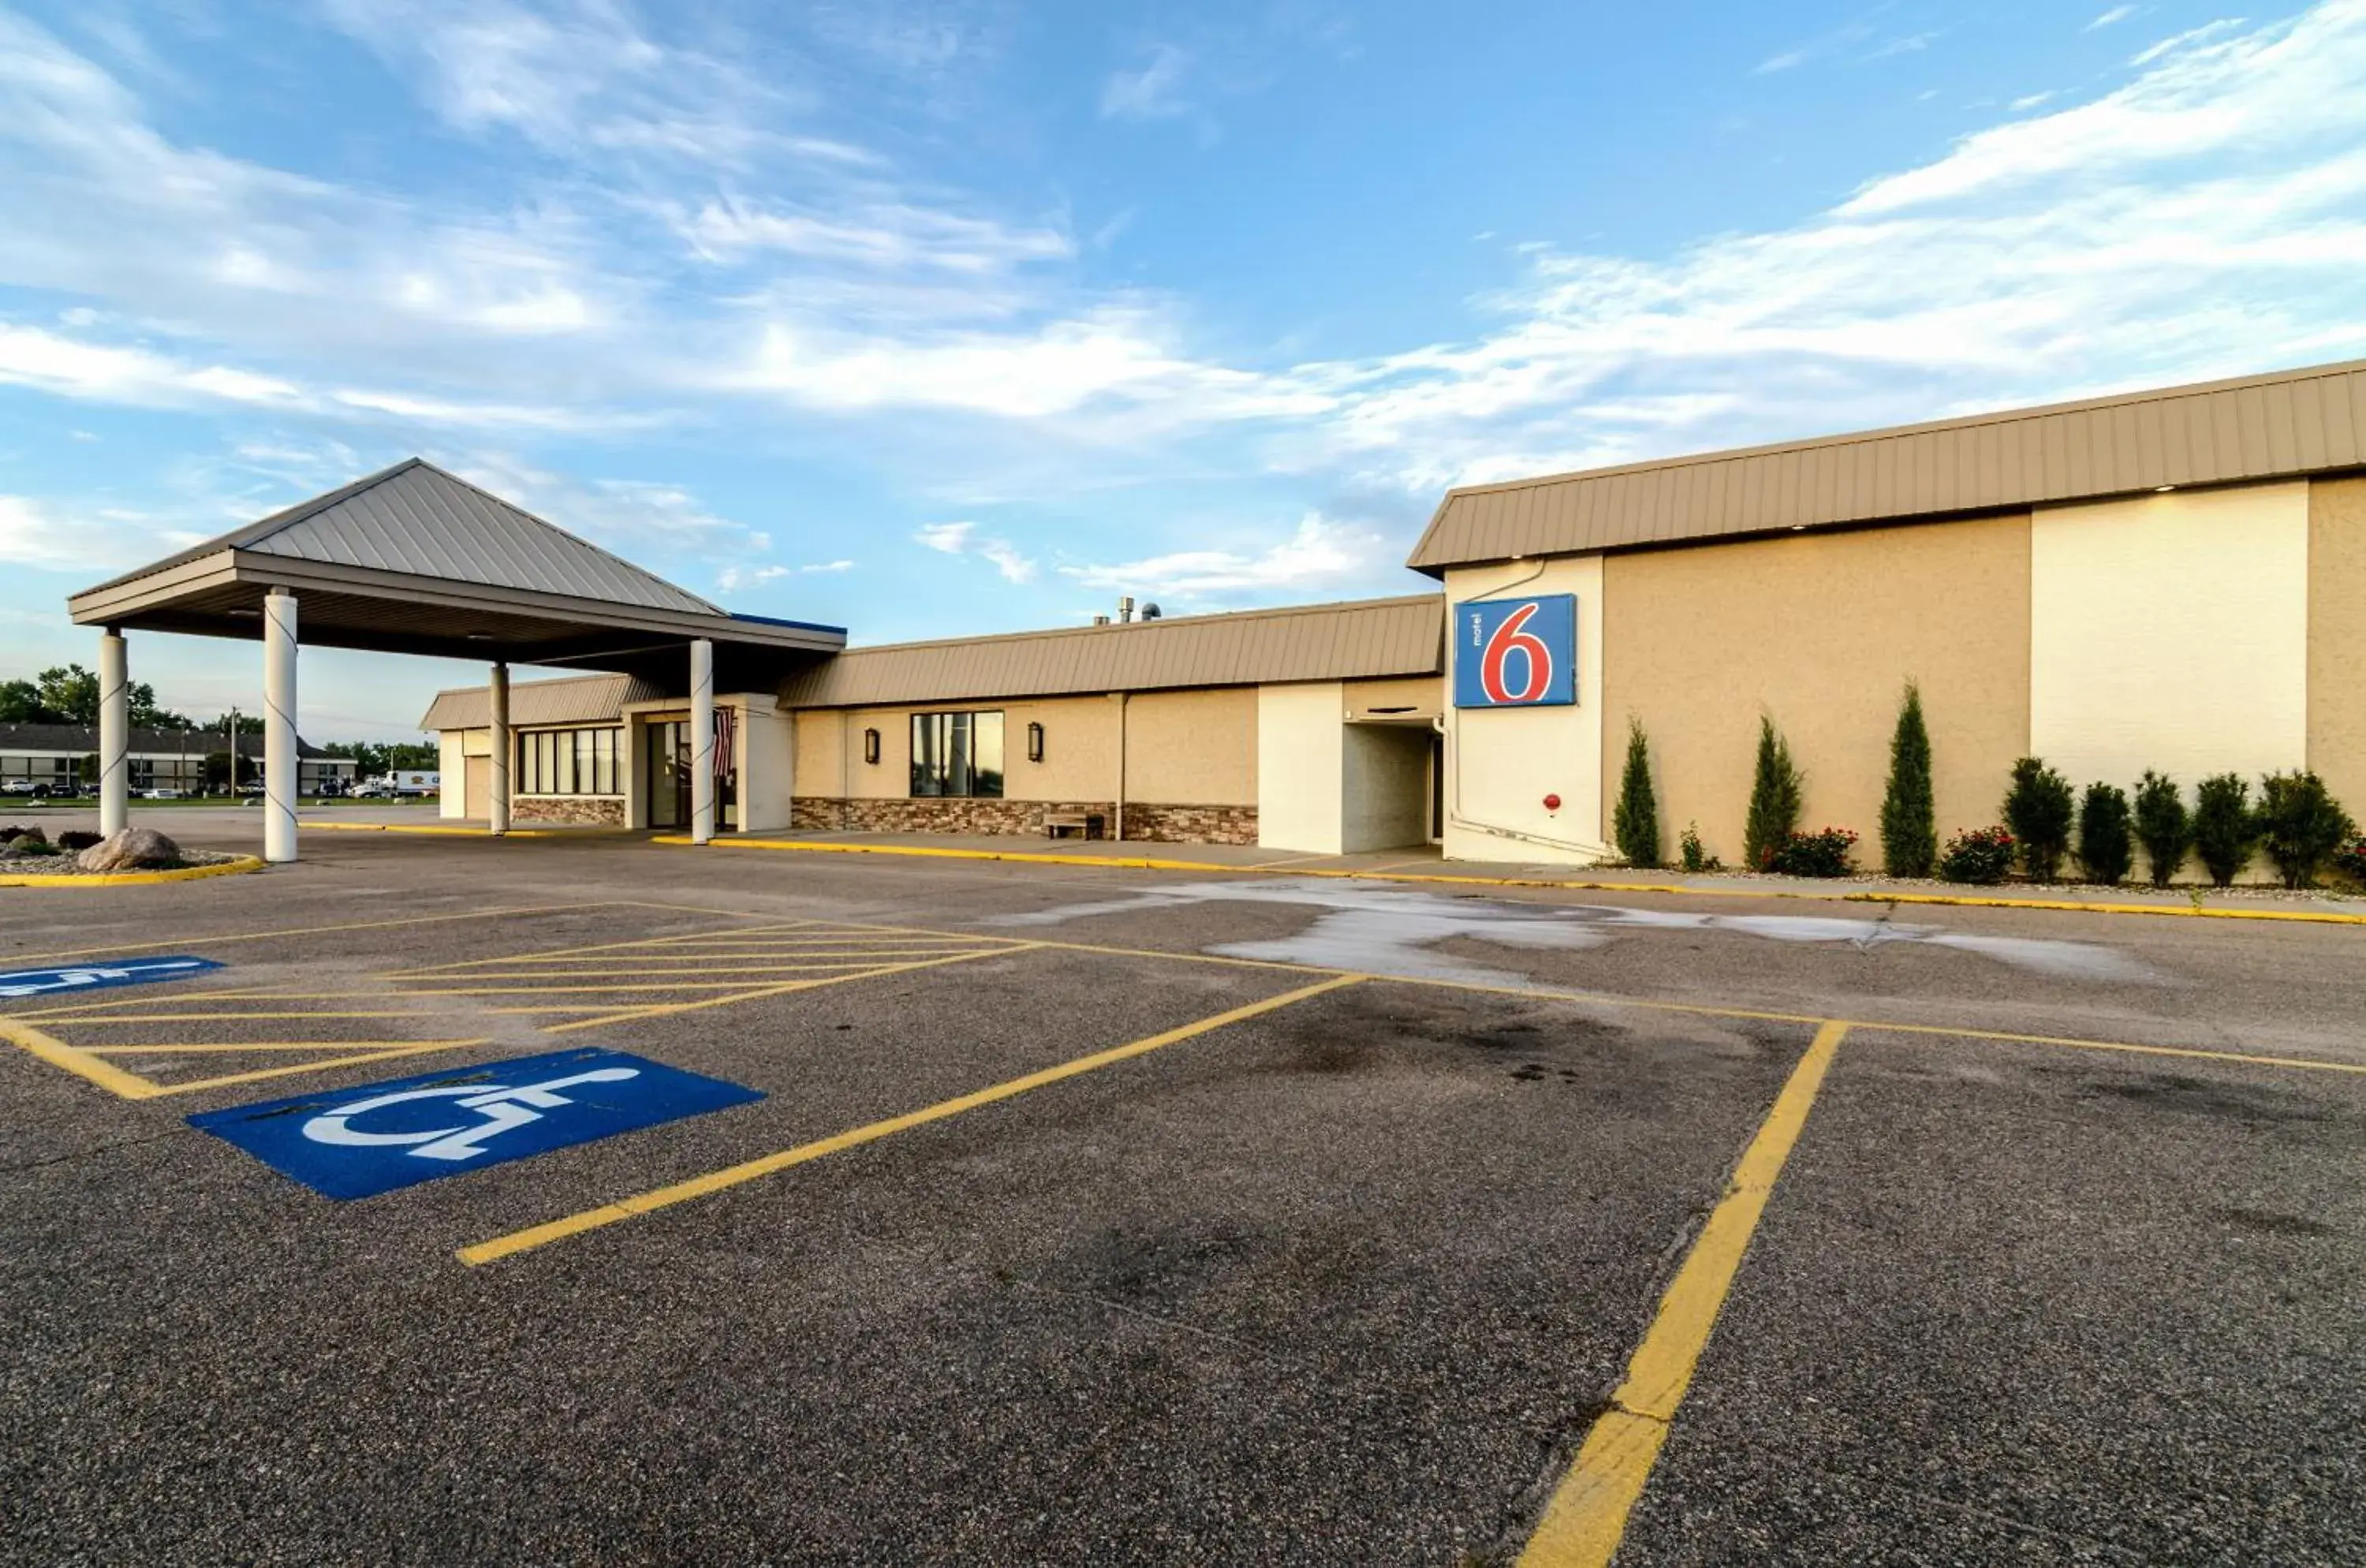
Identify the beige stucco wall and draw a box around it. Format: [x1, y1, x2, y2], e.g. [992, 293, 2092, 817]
[1257, 681, 1344, 853]
[1602, 513, 2032, 866]
[438, 730, 471, 819]
[735, 696, 794, 833]
[2032, 482, 2309, 791]
[2312, 477, 2366, 812]
[1125, 687, 1256, 805]
[1345, 675, 1442, 722]
[1442, 555, 1607, 864]
[1012, 696, 1121, 801]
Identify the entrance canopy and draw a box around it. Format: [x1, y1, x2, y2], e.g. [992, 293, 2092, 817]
[66, 458, 844, 861]
[68, 458, 842, 686]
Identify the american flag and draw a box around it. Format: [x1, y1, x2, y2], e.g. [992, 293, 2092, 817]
[712, 704, 736, 782]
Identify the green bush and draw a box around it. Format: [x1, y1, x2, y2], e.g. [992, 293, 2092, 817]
[1742, 717, 1803, 872]
[58, 830, 103, 852]
[1678, 822, 1719, 873]
[1769, 826, 1857, 878]
[2331, 838, 2366, 889]
[1937, 827, 2015, 884]
[2256, 771, 2357, 890]
[2132, 771, 2190, 888]
[1612, 717, 1662, 869]
[2192, 773, 2260, 888]
[2074, 783, 2133, 886]
[2001, 757, 2075, 881]
[1879, 681, 1937, 878]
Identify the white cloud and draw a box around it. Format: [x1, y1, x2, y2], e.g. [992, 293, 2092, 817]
[2088, 6, 2138, 29]
[1275, 0, 2366, 493]
[2010, 91, 2058, 111]
[977, 538, 1037, 584]
[1061, 513, 1390, 599]
[915, 518, 1032, 582]
[800, 558, 856, 573]
[715, 564, 788, 592]
[1101, 43, 1193, 121]
[0, 495, 92, 569]
[1754, 47, 1810, 74]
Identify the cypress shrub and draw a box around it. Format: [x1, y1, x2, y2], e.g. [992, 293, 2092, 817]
[2075, 783, 2133, 886]
[1879, 681, 1937, 878]
[2256, 771, 2356, 890]
[1742, 717, 1802, 872]
[1611, 717, 1663, 869]
[2192, 773, 2259, 888]
[2001, 757, 2075, 881]
[1679, 823, 1717, 872]
[2132, 771, 2190, 888]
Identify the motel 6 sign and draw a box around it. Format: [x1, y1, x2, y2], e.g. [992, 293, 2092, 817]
[1452, 594, 1577, 707]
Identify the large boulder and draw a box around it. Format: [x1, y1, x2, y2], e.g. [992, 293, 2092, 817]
[77, 827, 185, 872]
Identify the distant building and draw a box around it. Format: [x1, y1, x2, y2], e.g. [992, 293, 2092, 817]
[0, 723, 354, 794]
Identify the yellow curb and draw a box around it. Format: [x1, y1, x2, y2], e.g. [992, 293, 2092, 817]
[301, 821, 626, 838]
[0, 855, 267, 888]
[657, 834, 2366, 928]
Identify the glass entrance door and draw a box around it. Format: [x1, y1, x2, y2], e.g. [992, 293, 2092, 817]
[644, 720, 689, 829]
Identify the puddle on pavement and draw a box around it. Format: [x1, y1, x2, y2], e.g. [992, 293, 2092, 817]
[991, 879, 2159, 987]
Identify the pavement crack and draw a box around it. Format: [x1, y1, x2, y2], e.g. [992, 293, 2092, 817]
[1002, 1275, 1291, 1365]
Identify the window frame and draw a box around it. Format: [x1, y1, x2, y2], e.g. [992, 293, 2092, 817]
[908, 710, 1004, 799]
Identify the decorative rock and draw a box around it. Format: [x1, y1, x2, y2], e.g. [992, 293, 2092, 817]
[77, 827, 184, 872]
[1, 824, 44, 846]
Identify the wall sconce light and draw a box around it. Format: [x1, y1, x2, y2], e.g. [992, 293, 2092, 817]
[863, 727, 881, 765]
[1026, 721, 1045, 763]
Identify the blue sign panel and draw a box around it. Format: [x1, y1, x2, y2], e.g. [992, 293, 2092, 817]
[0, 956, 222, 1001]
[1453, 594, 1577, 707]
[187, 1047, 763, 1200]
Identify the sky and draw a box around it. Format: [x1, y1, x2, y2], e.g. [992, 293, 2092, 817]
[3, 1, 2365, 740]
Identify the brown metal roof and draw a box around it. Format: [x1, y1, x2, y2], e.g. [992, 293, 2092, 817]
[418, 673, 666, 732]
[777, 595, 1445, 708]
[1406, 357, 2366, 573]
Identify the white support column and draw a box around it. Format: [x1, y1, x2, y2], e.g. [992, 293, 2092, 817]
[263, 589, 299, 864]
[488, 663, 511, 835]
[690, 639, 715, 845]
[99, 627, 129, 839]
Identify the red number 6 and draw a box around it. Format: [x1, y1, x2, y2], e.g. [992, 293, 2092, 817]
[1481, 603, 1552, 704]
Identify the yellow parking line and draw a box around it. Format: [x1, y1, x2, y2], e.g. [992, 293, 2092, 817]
[150, 1041, 491, 1098]
[416, 951, 997, 969]
[2, 901, 690, 967]
[538, 945, 1039, 1035]
[88, 1040, 479, 1055]
[1517, 1021, 1850, 1567]
[0, 1015, 166, 1099]
[1849, 1021, 2366, 1076]
[462, 973, 1364, 1265]
[37, 1010, 427, 1023]
[384, 920, 816, 976]
[403, 961, 998, 981]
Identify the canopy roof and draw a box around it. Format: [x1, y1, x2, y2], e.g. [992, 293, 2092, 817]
[68, 459, 843, 684]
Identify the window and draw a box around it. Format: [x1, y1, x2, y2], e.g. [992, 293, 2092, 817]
[909, 711, 1003, 798]
[517, 726, 622, 795]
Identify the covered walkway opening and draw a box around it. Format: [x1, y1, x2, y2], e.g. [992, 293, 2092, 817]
[66, 459, 844, 862]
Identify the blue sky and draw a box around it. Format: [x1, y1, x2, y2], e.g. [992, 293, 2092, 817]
[4, 0, 2365, 738]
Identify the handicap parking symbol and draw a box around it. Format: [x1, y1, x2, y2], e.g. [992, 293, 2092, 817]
[0, 956, 222, 1000]
[188, 1047, 763, 1200]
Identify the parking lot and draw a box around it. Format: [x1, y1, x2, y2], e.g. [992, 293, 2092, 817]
[4, 822, 2362, 1565]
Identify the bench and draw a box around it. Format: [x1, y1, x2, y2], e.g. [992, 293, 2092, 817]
[1042, 811, 1105, 840]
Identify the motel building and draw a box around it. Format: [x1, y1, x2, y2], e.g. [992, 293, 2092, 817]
[67, 358, 2366, 873]
[0, 723, 353, 797]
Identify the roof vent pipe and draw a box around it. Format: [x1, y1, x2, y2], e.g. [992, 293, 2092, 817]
[1092, 614, 1110, 625]
[1116, 595, 1135, 623]
[1140, 603, 1162, 621]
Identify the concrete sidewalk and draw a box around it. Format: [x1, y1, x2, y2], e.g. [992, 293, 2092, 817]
[683, 828, 2366, 922]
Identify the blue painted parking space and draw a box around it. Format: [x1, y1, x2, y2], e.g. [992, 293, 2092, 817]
[0, 956, 224, 1001]
[187, 1046, 764, 1200]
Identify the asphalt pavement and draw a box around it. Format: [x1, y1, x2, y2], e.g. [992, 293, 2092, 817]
[2, 823, 2360, 1564]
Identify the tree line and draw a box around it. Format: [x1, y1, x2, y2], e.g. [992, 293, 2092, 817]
[2, 664, 435, 776]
